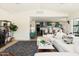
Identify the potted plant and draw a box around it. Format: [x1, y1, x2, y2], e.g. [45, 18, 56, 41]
[9, 23, 18, 37]
[47, 22, 52, 26]
[55, 22, 62, 28]
[40, 39, 46, 45]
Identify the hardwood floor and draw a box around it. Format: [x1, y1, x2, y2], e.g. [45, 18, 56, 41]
[0, 40, 17, 52]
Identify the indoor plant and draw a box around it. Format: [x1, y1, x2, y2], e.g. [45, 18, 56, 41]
[55, 22, 62, 28]
[40, 39, 46, 45]
[47, 22, 52, 26]
[9, 23, 18, 37]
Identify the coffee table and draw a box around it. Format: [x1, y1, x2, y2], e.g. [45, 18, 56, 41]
[37, 37, 55, 52]
[38, 43, 55, 52]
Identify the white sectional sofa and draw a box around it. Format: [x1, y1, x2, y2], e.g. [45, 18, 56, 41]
[53, 39, 74, 52]
[53, 37, 79, 53]
[35, 36, 79, 56]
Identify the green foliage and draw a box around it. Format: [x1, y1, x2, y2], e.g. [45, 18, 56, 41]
[9, 23, 18, 32]
[40, 40, 46, 44]
[47, 22, 52, 26]
[55, 22, 62, 28]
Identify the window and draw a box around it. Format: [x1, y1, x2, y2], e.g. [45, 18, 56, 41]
[73, 19, 79, 37]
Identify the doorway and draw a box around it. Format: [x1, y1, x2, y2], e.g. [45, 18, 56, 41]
[30, 17, 71, 39]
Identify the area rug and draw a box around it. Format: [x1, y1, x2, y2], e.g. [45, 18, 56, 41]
[4, 41, 37, 56]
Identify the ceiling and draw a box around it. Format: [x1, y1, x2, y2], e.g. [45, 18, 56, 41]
[0, 3, 79, 14]
[31, 17, 68, 22]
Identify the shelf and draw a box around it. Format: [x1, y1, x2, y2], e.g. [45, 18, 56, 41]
[73, 25, 79, 26]
[73, 32, 79, 33]
[75, 35, 79, 36]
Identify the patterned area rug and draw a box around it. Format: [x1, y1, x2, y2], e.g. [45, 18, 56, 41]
[4, 41, 37, 56]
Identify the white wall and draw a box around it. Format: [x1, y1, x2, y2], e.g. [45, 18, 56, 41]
[11, 14, 30, 40]
[0, 8, 69, 41]
[0, 9, 13, 20]
[1, 4, 79, 41]
[12, 9, 68, 41]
